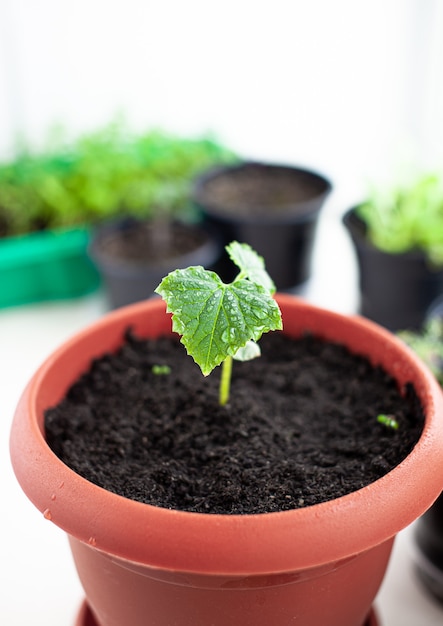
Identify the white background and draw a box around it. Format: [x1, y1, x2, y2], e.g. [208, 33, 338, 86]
[1, 1, 443, 624]
[1, 0, 443, 199]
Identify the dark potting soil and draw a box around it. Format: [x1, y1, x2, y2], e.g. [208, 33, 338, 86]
[97, 220, 208, 265]
[44, 332, 424, 515]
[198, 164, 325, 216]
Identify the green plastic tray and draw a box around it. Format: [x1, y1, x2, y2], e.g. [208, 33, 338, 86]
[0, 226, 101, 308]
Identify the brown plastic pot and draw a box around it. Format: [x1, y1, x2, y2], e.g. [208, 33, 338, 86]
[10, 295, 443, 626]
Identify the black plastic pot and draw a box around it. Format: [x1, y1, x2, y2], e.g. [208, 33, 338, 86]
[89, 217, 221, 309]
[192, 162, 332, 290]
[343, 208, 443, 332]
[415, 494, 443, 604]
[413, 295, 443, 603]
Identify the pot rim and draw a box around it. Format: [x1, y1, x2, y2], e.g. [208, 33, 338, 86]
[88, 218, 220, 274]
[193, 161, 332, 225]
[10, 295, 443, 575]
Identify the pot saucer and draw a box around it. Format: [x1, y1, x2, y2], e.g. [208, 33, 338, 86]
[75, 600, 380, 626]
[367, 606, 380, 626]
[75, 601, 96, 626]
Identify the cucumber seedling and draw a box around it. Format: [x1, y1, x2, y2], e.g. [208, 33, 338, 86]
[155, 241, 282, 405]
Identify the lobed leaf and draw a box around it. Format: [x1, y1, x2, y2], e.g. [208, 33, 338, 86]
[226, 240, 276, 293]
[155, 261, 282, 376]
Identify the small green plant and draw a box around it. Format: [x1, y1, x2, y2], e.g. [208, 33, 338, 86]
[152, 364, 171, 375]
[377, 414, 399, 430]
[0, 122, 236, 237]
[357, 173, 443, 265]
[155, 241, 282, 405]
[398, 317, 443, 386]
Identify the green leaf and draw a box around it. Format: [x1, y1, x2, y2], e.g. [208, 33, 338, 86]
[226, 240, 276, 293]
[155, 261, 282, 376]
[233, 340, 261, 361]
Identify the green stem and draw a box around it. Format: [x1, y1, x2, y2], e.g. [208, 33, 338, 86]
[219, 355, 233, 406]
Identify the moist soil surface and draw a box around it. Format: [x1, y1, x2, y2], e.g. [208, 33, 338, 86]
[44, 332, 424, 515]
[197, 163, 327, 217]
[96, 220, 209, 265]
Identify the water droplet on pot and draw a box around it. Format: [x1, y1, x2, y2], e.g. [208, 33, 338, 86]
[43, 509, 52, 520]
[50, 494, 56, 501]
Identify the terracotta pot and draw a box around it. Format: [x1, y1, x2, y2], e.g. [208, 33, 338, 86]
[10, 295, 443, 626]
[192, 162, 332, 290]
[74, 599, 381, 626]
